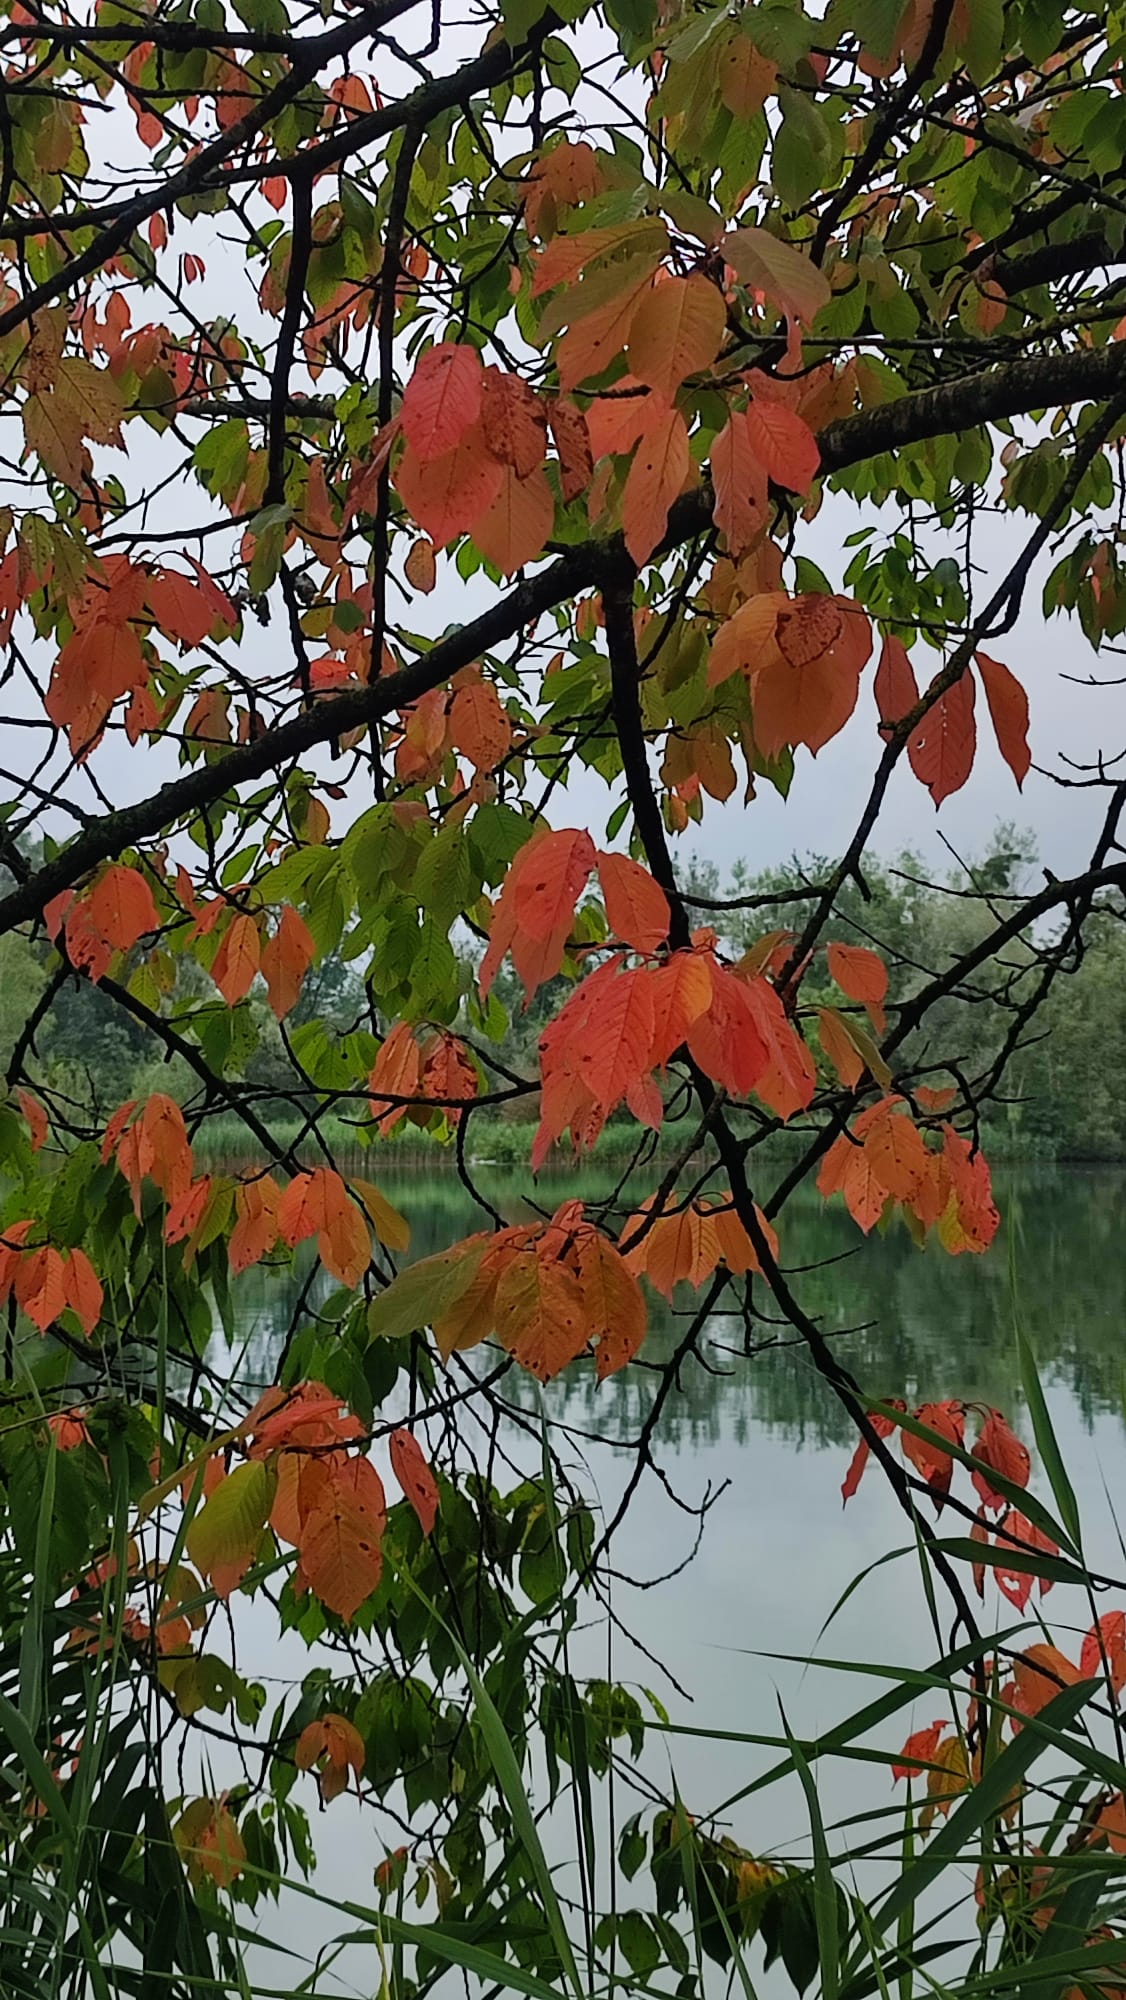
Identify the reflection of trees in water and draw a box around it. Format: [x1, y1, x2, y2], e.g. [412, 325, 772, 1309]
[211, 1165, 1126, 1454]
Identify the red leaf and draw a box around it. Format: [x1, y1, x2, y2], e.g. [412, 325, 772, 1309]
[994, 1512, 1058, 1611]
[15, 1245, 67, 1331]
[976, 651, 1031, 789]
[400, 342, 483, 462]
[388, 1429, 439, 1535]
[971, 1409, 1031, 1512]
[87, 865, 160, 951]
[840, 1405, 902, 1504]
[394, 424, 504, 548]
[211, 912, 260, 1006]
[826, 941, 888, 1035]
[546, 397, 593, 503]
[874, 633, 919, 732]
[480, 827, 596, 1000]
[648, 952, 713, 1066]
[902, 1400, 965, 1507]
[598, 851, 670, 953]
[907, 672, 977, 806]
[480, 368, 547, 478]
[892, 1720, 949, 1782]
[1081, 1611, 1126, 1694]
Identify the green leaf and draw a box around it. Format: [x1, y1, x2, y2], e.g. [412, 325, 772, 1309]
[366, 1244, 486, 1342]
[185, 1460, 276, 1576]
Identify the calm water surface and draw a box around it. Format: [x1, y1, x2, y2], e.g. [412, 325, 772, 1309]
[207, 1163, 1126, 1989]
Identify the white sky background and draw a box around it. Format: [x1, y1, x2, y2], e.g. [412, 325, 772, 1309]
[4, 0, 1125, 895]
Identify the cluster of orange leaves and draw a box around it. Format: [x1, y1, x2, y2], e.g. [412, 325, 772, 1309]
[368, 1022, 480, 1132]
[894, 1615, 1126, 1845]
[182, 1382, 438, 1625]
[398, 1198, 646, 1384]
[818, 1101, 1000, 1253]
[0, 1220, 101, 1335]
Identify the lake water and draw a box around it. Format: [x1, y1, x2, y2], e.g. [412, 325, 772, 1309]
[204, 1162, 1126, 1991]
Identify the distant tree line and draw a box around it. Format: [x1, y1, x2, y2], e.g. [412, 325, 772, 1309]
[3, 826, 1124, 1160]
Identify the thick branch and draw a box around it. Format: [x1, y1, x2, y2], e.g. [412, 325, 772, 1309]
[5, 339, 1126, 936]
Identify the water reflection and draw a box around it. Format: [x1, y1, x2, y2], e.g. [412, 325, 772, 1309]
[219, 1162, 1126, 1448]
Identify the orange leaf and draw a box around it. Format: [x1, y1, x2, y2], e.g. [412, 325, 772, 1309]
[621, 399, 690, 567]
[87, 865, 160, 951]
[400, 342, 483, 462]
[817, 1007, 865, 1089]
[743, 397, 820, 493]
[827, 941, 888, 1035]
[626, 274, 725, 400]
[941, 1125, 1000, 1253]
[874, 633, 919, 732]
[17, 1089, 48, 1152]
[404, 537, 437, 593]
[556, 262, 658, 393]
[719, 34, 777, 115]
[623, 1196, 720, 1300]
[649, 952, 713, 1066]
[598, 851, 670, 954]
[480, 827, 596, 999]
[569, 966, 656, 1116]
[164, 1176, 212, 1246]
[908, 673, 977, 806]
[710, 1197, 778, 1277]
[229, 1174, 281, 1274]
[368, 1022, 422, 1134]
[711, 410, 769, 556]
[755, 596, 872, 757]
[15, 1244, 67, 1331]
[576, 1231, 647, 1379]
[976, 651, 1030, 789]
[472, 462, 555, 574]
[138, 1093, 193, 1206]
[449, 676, 511, 772]
[864, 1105, 929, 1200]
[211, 912, 260, 1006]
[296, 1455, 386, 1623]
[1081, 1613, 1126, 1695]
[261, 905, 315, 1021]
[278, 1168, 371, 1288]
[1012, 1644, 1081, 1718]
[493, 1251, 588, 1381]
[388, 1429, 439, 1534]
[61, 1247, 102, 1335]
